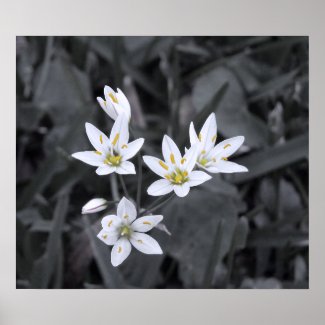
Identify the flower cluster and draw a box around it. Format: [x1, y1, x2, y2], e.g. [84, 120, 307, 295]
[72, 85, 248, 266]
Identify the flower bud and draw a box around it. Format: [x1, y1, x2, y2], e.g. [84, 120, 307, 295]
[81, 198, 108, 214]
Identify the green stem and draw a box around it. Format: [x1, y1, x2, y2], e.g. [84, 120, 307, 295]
[118, 174, 130, 198]
[140, 193, 175, 216]
[136, 153, 142, 215]
[110, 174, 120, 201]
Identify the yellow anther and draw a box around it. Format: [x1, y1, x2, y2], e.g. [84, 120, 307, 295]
[181, 158, 186, 164]
[174, 174, 182, 183]
[109, 93, 118, 104]
[211, 135, 217, 143]
[222, 157, 228, 161]
[102, 234, 107, 239]
[159, 160, 169, 170]
[99, 134, 103, 144]
[183, 171, 188, 177]
[95, 151, 102, 155]
[124, 214, 128, 219]
[201, 150, 206, 155]
[104, 158, 109, 165]
[143, 221, 152, 225]
[108, 220, 113, 227]
[137, 240, 143, 244]
[118, 246, 122, 253]
[199, 133, 202, 141]
[224, 144, 231, 149]
[122, 144, 128, 149]
[165, 174, 171, 180]
[170, 153, 176, 164]
[112, 133, 120, 146]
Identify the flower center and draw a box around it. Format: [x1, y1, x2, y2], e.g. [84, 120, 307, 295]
[165, 168, 189, 185]
[120, 225, 131, 238]
[104, 154, 122, 166]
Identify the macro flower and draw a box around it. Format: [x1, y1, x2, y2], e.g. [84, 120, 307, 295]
[143, 135, 212, 198]
[189, 113, 248, 173]
[97, 86, 131, 121]
[97, 197, 163, 267]
[72, 113, 144, 175]
[81, 198, 108, 214]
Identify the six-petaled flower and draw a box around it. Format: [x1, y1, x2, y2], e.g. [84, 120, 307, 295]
[72, 113, 144, 175]
[97, 197, 163, 267]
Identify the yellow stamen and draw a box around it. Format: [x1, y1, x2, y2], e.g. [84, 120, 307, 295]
[165, 174, 171, 180]
[224, 144, 231, 149]
[99, 134, 103, 144]
[201, 150, 206, 155]
[137, 240, 143, 244]
[222, 157, 228, 161]
[122, 144, 128, 149]
[143, 221, 152, 225]
[174, 174, 183, 183]
[211, 135, 217, 142]
[199, 133, 202, 142]
[183, 171, 188, 177]
[181, 158, 186, 164]
[112, 133, 120, 146]
[159, 160, 169, 170]
[170, 153, 175, 164]
[118, 246, 122, 253]
[108, 220, 113, 227]
[95, 151, 102, 155]
[109, 93, 118, 104]
[102, 234, 107, 239]
[124, 214, 128, 219]
[104, 158, 109, 165]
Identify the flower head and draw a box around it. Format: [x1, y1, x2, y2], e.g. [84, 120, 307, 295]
[189, 113, 248, 173]
[97, 197, 163, 267]
[72, 113, 144, 175]
[81, 198, 108, 214]
[143, 135, 212, 198]
[97, 86, 131, 121]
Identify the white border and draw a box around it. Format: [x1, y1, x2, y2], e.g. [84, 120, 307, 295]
[2, 0, 324, 324]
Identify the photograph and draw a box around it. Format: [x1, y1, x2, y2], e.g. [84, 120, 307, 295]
[16, 36, 309, 289]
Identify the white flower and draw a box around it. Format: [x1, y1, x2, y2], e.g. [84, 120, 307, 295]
[72, 113, 144, 175]
[189, 113, 248, 173]
[97, 86, 131, 121]
[81, 198, 108, 214]
[97, 197, 163, 267]
[143, 135, 212, 198]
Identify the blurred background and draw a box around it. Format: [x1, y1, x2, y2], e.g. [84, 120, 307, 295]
[16, 36, 308, 289]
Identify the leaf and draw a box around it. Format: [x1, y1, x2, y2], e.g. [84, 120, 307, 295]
[230, 133, 308, 184]
[192, 66, 268, 148]
[83, 216, 126, 288]
[166, 186, 239, 288]
[30, 193, 69, 288]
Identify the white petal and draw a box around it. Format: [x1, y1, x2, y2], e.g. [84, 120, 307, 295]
[116, 88, 131, 118]
[116, 161, 136, 174]
[111, 237, 132, 267]
[162, 135, 182, 166]
[130, 232, 163, 255]
[72, 151, 103, 167]
[85, 122, 109, 152]
[98, 95, 118, 120]
[199, 113, 217, 152]
[188, 170, 212, 187]
[147, 179, 174, 196]
[181, 145, 199, 172]
[189, 122, 199, 146]
[81, 198, 108, 214]
[96, 97, 106, 110]
[104, 85, 115, 99]
[110, 113, 129, 151]
[173, 183, 190, 197]
[97, 229, 119, 246]
[143, 155, 170, 178]
[101, 214, 122, 231]
[209, 160, 248, 173]
[209, 136, 245, 159]
[131, 215, 163, 233]
[96, 165, 116, 175]
[121, 138, 144, 160]
[117, 197, 137, 223]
